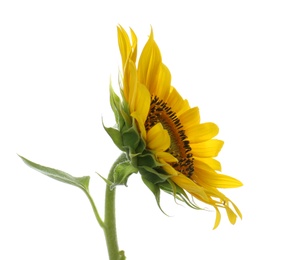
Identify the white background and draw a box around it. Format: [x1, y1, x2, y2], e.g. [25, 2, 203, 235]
[1, 1, 285, 259]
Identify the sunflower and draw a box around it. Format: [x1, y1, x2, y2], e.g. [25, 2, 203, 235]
[105, 26, 242, 229]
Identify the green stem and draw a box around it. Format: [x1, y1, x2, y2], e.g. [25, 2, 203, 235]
[84, 189, 105, 229]
[104, 153, 127, 260]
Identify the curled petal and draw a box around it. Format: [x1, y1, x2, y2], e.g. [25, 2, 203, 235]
[146, 123, 170, 152]
[213, 207, 221, 229]
[156, 151, 178, 163]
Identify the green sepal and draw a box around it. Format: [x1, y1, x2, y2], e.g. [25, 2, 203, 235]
[109, 83, 125, 129]
[18, 155, 90, 192]
[159, 179, 201, 210]
[122, 124, 141, 150]
[138, 164, 171, 184]
[103, 124, 125, 152]
[96, 172, 113, 186]
[120, 108, 132, 130]
[141, 176, 168, 215]
[136, 137, 146, 154]
[137, 152, 162, 168]
[120, 96, 132, 129]
[111, 161, 138, 189]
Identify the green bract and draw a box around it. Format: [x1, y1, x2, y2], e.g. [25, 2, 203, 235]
[104, 85, 198, 210]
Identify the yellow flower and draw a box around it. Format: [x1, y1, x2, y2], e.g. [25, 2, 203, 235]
[106, 26, 242, 229]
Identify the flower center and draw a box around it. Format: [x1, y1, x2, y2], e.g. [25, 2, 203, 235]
[145, 96, 194, 177]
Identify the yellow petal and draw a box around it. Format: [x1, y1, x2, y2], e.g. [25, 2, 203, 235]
[187, 122, 219, 143]
[156, 151, 178, 163]
[191, 139, 224, 158]
[129, 28, 137, 63]
[179, 106, 200, 129]
[225, 205, 237, 225]
[138, 29, 162, 94]
[117, 26, 131, 69]
[194, 160, 243, 188]
[160, 160, 179, 176]
[153, 63, 172, 101]
[213, 207, 221, 229]
[125, 62, 151, 141]
[133, 82, 151, 124]
[194, 157, 222, 171]
[229, 199, 243, 219]
[131, 111, 147, 141]
[171, 174, 209, 201]
[117, 26, 137, 70]
[124, 60, 137, 111]
[166, 87, 189, 115]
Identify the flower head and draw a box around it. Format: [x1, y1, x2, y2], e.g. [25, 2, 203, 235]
[105, 26, 242, 229]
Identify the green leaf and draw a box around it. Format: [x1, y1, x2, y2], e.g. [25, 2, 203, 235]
[18, 155, 90, 192]
[18, 155, 106, 232]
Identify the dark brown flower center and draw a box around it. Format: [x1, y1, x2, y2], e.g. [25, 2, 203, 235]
[145, 96, 194, 177]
